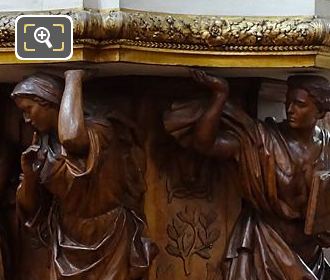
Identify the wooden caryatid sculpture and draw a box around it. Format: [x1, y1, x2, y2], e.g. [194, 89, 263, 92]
[163, 70, 330, 279]
[11, 70, 157, 280]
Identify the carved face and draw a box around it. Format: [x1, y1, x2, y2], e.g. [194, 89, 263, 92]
[285, 88, 323, 129]
[14, 96, 58, 133]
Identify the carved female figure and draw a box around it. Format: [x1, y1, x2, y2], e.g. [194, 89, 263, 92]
[164, 71, 330, 279]
[12, 70, 157, 280]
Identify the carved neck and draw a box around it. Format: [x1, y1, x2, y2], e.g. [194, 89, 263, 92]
[286, 123, 318, 146]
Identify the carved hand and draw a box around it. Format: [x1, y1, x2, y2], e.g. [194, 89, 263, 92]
[21, 132, 44, 181]
[191, 70, 229, 96]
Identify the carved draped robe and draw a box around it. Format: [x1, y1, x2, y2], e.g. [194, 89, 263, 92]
[18, 116, 157, 280]
[163, 100, 330, 280]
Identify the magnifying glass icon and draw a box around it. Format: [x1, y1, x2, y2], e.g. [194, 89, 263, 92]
[34, 27, 53, 49]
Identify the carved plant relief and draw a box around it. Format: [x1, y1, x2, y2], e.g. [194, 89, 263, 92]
[163, 154, 216, 203]
[166, 206, 220, 276]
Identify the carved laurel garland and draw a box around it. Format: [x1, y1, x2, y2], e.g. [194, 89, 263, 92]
[0, 9, 329, 51]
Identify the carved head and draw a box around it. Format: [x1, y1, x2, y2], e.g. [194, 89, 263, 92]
[11, 73, 64, 133]
[285, 75, 330, 129]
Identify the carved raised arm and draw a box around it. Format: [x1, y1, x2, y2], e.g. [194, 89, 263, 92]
[58, 70, 89, 154]
[191, 70, 239, 159]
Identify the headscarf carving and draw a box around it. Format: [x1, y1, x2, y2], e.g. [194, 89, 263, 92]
[11, 73, 64, 106]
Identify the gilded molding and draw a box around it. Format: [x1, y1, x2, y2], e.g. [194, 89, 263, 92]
[123, 12, 318, 47]
[0, 9, 329, 52]
[0, 13, 15, 47]
[320, 18, 330, 46]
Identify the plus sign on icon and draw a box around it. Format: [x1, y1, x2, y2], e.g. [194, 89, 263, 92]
[34, 27, 53, 48]
[15, 15, 73, 60]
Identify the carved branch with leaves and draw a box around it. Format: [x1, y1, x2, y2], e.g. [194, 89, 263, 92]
[166, 206, 220, 276]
